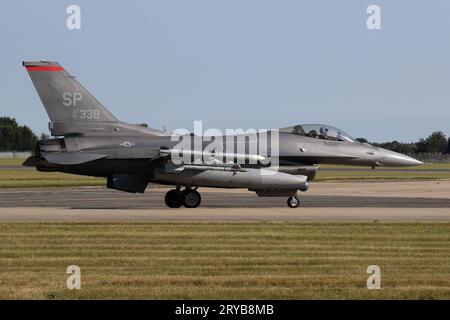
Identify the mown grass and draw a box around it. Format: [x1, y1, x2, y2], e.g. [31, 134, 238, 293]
[315, 163, 450, 181]
[0, 222, 449, 299]
[0, 170, 104, 188]
[320, 163, 450, 170]
[315, 171, 450, 181]
[0, 158, 27, 166]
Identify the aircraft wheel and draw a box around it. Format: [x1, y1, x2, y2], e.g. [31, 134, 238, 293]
[287, 195, 300, 208]
[182, 189, 201, 208]
[165, 189, 182, 208]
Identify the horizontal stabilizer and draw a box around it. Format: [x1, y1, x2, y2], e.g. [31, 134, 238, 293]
[42, 152, 107, 165]
[22, 156, 40, 167]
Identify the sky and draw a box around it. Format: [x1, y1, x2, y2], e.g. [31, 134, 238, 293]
[1, 0, 449, 142]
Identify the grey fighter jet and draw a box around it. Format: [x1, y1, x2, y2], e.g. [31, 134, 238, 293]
[22, 61, 423, 208]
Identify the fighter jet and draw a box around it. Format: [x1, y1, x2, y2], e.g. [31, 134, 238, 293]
[22, 61, 423, 208]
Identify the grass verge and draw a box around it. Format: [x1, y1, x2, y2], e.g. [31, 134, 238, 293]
[0, 222, 448, 299]
[0, 170, 104, 188]
[315, 171, 450, 181]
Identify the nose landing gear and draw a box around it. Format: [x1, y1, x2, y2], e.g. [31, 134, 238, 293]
[164, 187, 202, 208]
[287, 195, 300, 208]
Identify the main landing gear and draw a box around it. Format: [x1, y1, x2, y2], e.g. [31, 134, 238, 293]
[165, 187, 201, 208]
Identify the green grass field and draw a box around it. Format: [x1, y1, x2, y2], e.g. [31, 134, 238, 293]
[315, 171, 450, 181]
[0, 170, 104, 188]
[319, 163, 450, 170]
[315, 163, 450, 181]
[0, 158, 104, 188]
[0, 222, 448, 299]
[1, 158, 450, 188]
[0, 158, 27, 166]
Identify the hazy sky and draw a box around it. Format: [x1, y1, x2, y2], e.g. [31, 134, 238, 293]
[1, 0, 449, 142]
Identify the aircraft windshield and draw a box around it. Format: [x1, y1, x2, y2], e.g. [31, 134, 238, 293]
[280, 124, 355, 143]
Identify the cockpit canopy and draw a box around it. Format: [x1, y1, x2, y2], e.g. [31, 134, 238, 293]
[280, 124, 355, 143]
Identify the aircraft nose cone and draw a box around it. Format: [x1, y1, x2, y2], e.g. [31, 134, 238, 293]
[379, 148, 424, 167]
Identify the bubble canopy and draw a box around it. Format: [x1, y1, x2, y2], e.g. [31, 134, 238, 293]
[279, 124, 355, 143]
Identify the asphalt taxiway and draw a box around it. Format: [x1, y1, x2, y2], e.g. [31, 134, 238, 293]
[0, 181, 449, 221]
[0, 186, 449, 209]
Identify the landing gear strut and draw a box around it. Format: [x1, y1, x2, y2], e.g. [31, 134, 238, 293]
[287, 195, 300, 208]
[164, 187, 201, 208]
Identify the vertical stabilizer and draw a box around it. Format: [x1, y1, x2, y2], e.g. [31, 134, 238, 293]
[23, 61, 118, 123]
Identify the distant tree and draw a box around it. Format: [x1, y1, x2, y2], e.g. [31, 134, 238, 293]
[446, 137, 450, 154]
[416, 131, 447, 153]
[40, 133, 50, 140]
[356, 137, 369, 143]
[372, 140, 416, 154]
[0, 117, 38, 151]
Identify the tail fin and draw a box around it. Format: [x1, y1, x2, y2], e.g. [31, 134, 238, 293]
[23, 61, 118, 123]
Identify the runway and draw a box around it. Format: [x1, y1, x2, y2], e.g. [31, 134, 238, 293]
[0, 186, 450, 209]
[0, 181, 449, 221]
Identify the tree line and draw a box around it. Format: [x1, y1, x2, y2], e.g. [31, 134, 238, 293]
[0, 117, 37, 151]
[1, 116, 450, 153]
[357, 131, 450, 154]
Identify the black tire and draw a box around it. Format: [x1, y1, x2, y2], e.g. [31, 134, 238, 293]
[165, 189, 182, 208]
[287, 196, 300, 208]
[181, 189, 201, 208]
